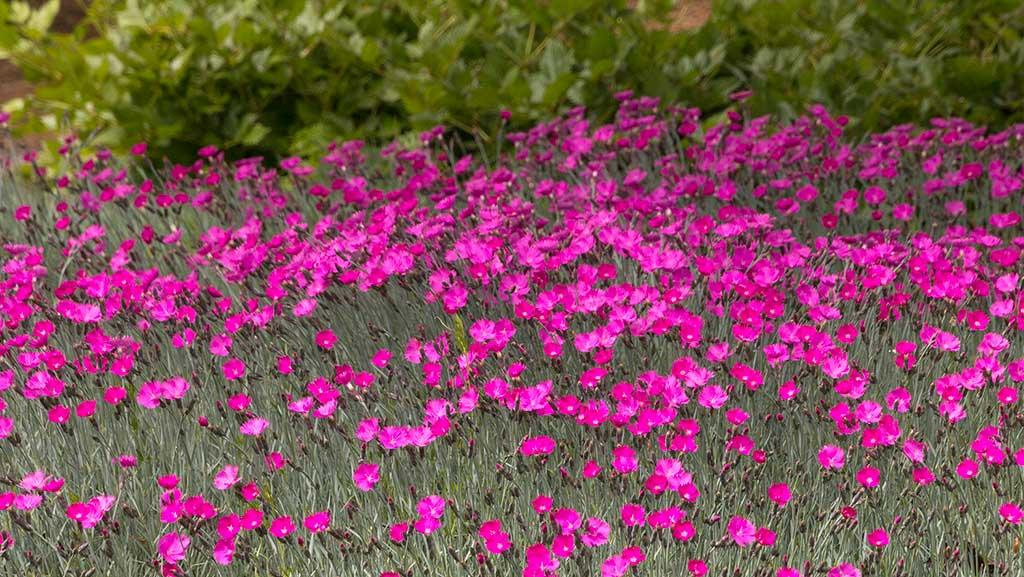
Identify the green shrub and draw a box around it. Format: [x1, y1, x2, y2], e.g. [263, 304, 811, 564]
[2, 0, 1023, 161]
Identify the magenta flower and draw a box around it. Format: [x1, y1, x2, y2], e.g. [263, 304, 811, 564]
[601, 554, 629, 577]
[817, 445, 846, 470]
[552, 533, 575, 558]
[213, 464, 240, 491]
[520, 435, 556, 456]
[417, 495, 446, 519]
[620, 503, 646, 527]
[611, 445, 639, 474]
[866, 528, 890, 547]
[315, 329, 337, 350]
[66, 495, 115, 528]
[240, 417, 269, 436]
[828, 563, 862, 577]
[956, 458, 980, 479]
[855, 466, 881, 488]
[767, 483, 792, 507]
[413, 516, 441, 535]
[580, 517, 611, 547]
[304, 510, 331, 533]
[371, 348, 391, 367]
[553, 508, 583, 534]
[531, 494, 553, 515]
[213, 538, 235, 565]
[222, 358, 246, 380]
[913, 466, 936, 485]
[389, 523, 409, 543]
[269, 516, 296, 538]
[157, 532, 190, 564]
[755, 527, 776, 547]
[672, 520, 696, 542]
[726, 515, 756, 547]
[353, 463, 380, 492]
[999, 502, 1022, 524]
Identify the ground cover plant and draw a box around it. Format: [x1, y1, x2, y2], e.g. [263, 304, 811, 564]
[0, 95, 1023, 577]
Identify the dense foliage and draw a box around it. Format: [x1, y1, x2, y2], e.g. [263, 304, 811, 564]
[0, 97, 1023, 577]
[2, 0, 1024, 161]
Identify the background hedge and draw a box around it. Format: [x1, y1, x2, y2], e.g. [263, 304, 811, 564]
[2, 0, 1023, 161]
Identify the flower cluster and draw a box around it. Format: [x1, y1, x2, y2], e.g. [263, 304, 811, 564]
[0, 95, 1022, 576]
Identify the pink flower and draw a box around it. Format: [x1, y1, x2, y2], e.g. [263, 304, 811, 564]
[157, 475, 179, 490]
[413, 516, 441, 535]
[277, 356, 293, 374]
[672, 520, 696, 542]
[213, 538, 235, 565]
[531, 494, 553, 515]
[581, 517, 611, 547]
[483, 532, 512, 554]
[817, 445, 845, 470]
[601, 554, 629, 577]
[103, 386, 127, 405]
[353, 463, 380, 492]
[222, 358, 246, 381]
[417, 495, 445, 518]
[912, 466, 936, 485]
[240, 482, 260, 501]
[697, 385, 728, 409]
[241, 508, 263, 530]
[304, 510, 331, 533]
[217, 515, 241, 539]
[828, 563, 861, 577]
[66, 496, 115, 529]
[778, 380, 800, 400]
[371, 349, 391, 367]
[478, 519, 503, 540]
[389, 523, 409, 543]
[157, 532, 190, 564]
[611, 445, 638, 474]
[867, 528, 889, 547]
[621, 545, 645, 566]
[316, 329, 337, 350]
[855, 466, 881, 488]
[20, 470, 50, 491]
[13, 494, 42, 511]
[902, 439, 926, 463]
[520, 435, 556, 456]
[240, 417, 269, 436]
[265, 452, 286, 471]
[727, 515, 756, 547]
[47, 405, 71, 424]
[755, 527, 776, 546]
[269, 516, 296, 538]
[956, 458, 980, 479]
[213, 465, 240, 490]
[999, 502, 1022, 524]
[620, 503, 646, 527]
[552, 533, 575, 557]
[768, 483, 791, 507]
